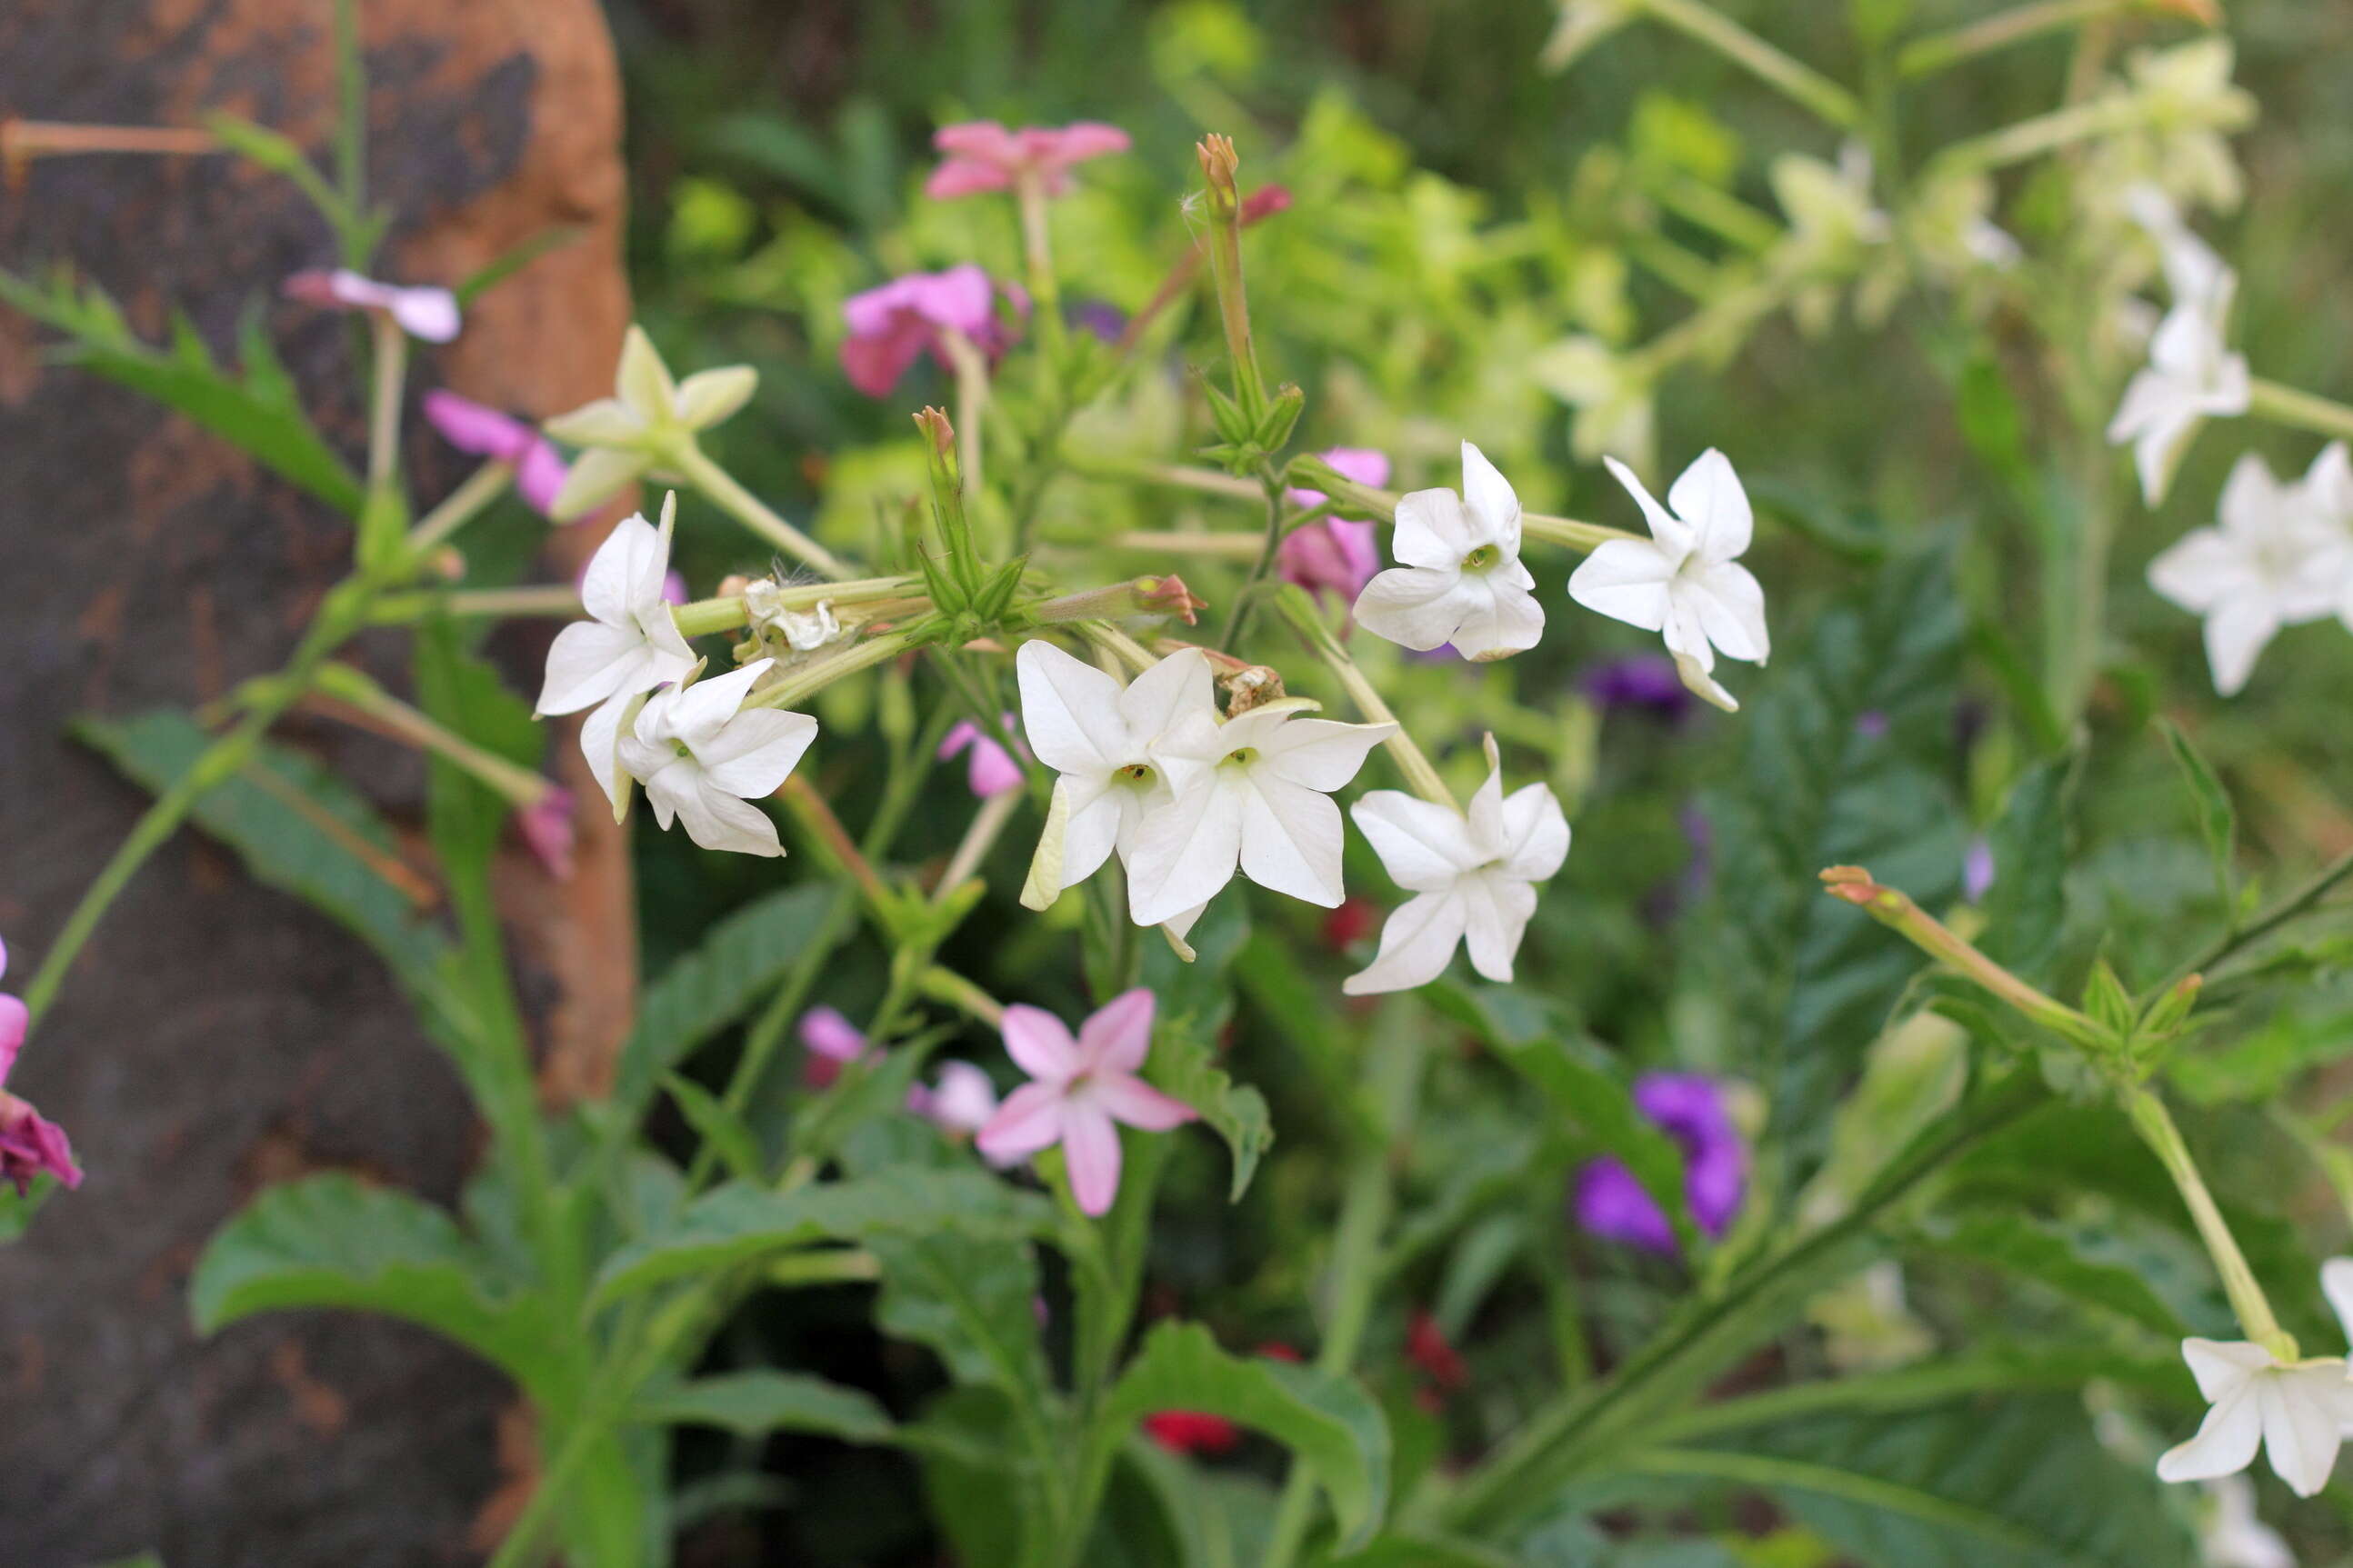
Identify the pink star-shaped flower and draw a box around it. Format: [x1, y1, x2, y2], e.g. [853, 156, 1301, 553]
[976, 989, 1195, 1215]
[925, 120, 1131, 201]
[1280, 448, 1390, 604]
[422, 391, 571, 518]
[938, 714, 1027, 797]
[283, 268, 461, 343]
[0, 937, 81, 1197]
[840, 265, 1026, 397]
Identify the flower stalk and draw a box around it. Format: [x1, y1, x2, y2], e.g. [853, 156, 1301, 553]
[1640, 0, 1864, 129]
[668, 441, 851, 580]
[1196, 134, 1267, 426]
[1275, 585, 1455, 808]
[2244, 378, 2353, 444]
[2127, 1085, 2294, 1358]
[405, 459, 516, 555]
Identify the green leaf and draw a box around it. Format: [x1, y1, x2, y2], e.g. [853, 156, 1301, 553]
[191, 1174, 560, 1392]
[454, 225, 586, 307]
[0, 267, 363, 513]
[915, 1385, 1050, 1568]
[75, 710, 448, 986]
[1106, 1321, 1393, 1552]
[1142, 897, 1272, 1200]
[662, 1074, 763, 1183]
[1146, 1023, 1273, 1203]
[613, 885, 836, 1119]
[2158, 719, 2236, 914]
[1426, 981, 1696, 1253]
[591, 1166, 1055, 1303]
[1977, 752, 2076, 987]
[1907, 1212, 2187, 1335]
[1644, 1396, 2197, 1568]
[630, 1370, 896, 1444]
[1702, 536, 1968, 1188]
[870, 1225, 1055, 1398]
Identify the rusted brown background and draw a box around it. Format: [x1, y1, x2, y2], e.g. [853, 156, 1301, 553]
[0, 1, 633, 1561]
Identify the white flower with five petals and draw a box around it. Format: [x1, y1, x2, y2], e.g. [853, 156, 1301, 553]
[536, 499, 698, 804]
[616, 660, 817, 858]
[1344, 738, 1569, 995]
[2199, 1477, 2294, 1568]
[2148, 447, 2352, 695]
[2108, 267, 2248, 507]
[1569, 449, 1770, 712]
[1125, 704, 1395, 928]
[1015, 642, 1216, 904]
[544, 325, 759, 522]
[2158, 1258, 2353, 1498]
[1353, 442, 1544, 661]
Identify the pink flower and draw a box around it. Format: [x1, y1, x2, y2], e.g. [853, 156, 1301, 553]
[976, 989, 1196, 1216]
[422, 391, 571, 518]
[0, 937, 79, 1197]
[840, 265, 1026, 398]
[1279, 449, 1390, 604]
[284, 268, 461, 344]
[912, 1060, 1001, 1134]
[1144, 1410, 1240, 1456]
[939, 714, 1026, 797]
[798, 1005, 871, 1088]
[925, 121, 1131, 201]
[515, 789, 576, 880]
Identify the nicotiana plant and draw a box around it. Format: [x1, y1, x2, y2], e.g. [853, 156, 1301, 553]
[7, 2, 2353, 1564]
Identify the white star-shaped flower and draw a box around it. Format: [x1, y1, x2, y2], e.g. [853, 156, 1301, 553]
[543, 325, 759, 522]
[2158, 1259, 2353, 1499]
[1344, 738, 1569, 995]
[1015, 642, 1215, 900]
[2148, 448, 2351, 695]
[2108, 269, 2248, 506]
[1569, 449, 1770, 712]
[1353, 441, 1544, 662]
[2198, 1477, 2294, 1568]
[536, 498, 698, 805]
[1125, 703, 1394, 928]
[616, 659, 817, 858]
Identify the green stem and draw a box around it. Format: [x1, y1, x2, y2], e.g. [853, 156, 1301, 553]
[406, 460, 514, 554]
[371, 584, 583, 623]
[1217, 483, 1287, 652]
[1896, 0, 2125, 78]
[2125, 1087, 2290, 1356]
[365, 316, 406, 495]
[1015, 171, 1070, 378]
[1274, 586, 1454, 808]
[670, 442, 851, 579]
[2153, 845, 2353, 1000]
[1642, 0, 1865, 127]
[313, 662, 556, 806]
[2245, 378, 2353, 444]
[331, 0, 369, 267]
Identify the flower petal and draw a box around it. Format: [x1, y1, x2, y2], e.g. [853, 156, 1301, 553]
[698, 709, 819, 800]
[1567, 538, 1677, 633]
[616, 325, 677, 423]
[2260, 1366, 2348, 1496]
[1016, 639, 1132, 775]
[577, 688, 633, 806]
[1391, 487, 1475, 567]
[1092, 1070, 1197, 1132]
[1604, 455, 1696, 558]
[1666, 448, 1752, 564]
[977, 1080, 1067, 1160]
[1238, 776, 1347, 908]
[1002, 1004, 1082, 1083]
[1351, 792, 1481, 894]
[2320, 1257, 2353, 1346]
[1118, 648, 1216, 750]
[544, 396, 645, 449]
[1497, 781, 1571, 882]
[1355, 566, 1471, 651]
[2158, 1385, 2264, 1484]
[676, 365, 758, 430]
[1342, 891, 1468, 995]
[1685, 561, 1770, 664]
[1460, 872, 1538, 983]
[1126, 775, 1247, 928]
[1449, 575, 1546, 661]
[2182, 1339, 2275, 1403]
[548, 445, 644, 523]
[1259, 717, 1395, 792]
[2202, 594, 2281, 697]
[1062, 1101, 1125, 1216]
[537, 619, 643, 716]
[1078, 988, 1156, 1074]
[1459, 441, 1522, 554]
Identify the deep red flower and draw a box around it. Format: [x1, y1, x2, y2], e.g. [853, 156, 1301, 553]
[1143, 1410, 1240, 1456]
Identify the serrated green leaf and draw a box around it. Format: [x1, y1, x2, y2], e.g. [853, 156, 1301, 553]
[1106, 1321, 1393, 1551]
[871, 1225, 1055, 1399]
[0, 266, 364, 513]
[1141, 897, 1272, 1200]
[591, 1166, 1055, 1303]
[630, 1369, 896, 1443]
[2158, 719, 2236, 913]
[662, 1074, 763, 1182]
[1908, 1212, 2187, 1335]
[1146, 1023, 1272, 1203]
[613, 884, 835, 1119]
[1702, 536, 1968, 1189]
[191, 1174, 561, 1391]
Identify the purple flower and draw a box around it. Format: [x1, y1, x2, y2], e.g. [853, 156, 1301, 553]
[940, 714, 1026, 797]
[1963, 835, 1996, 904]
[925, 121, 1131, 201]
[1580, 654, 1694, 722]
[1279, 450, 1390, 604]
[840, 265, 1026, 397]
[1573, 1072, 1744, 1255]
[1854, 711, 1890, 740]
[422, 391, 571, 518]
[0, 937, 80, 1197]
[284, 268, 460, 343]
[1067, 300, 1127, 343]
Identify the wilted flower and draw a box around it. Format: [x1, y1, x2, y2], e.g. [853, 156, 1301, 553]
[925, 121, 1131, 200]
[1570, 450, 1770, 711]
[0, 939, 79, 1197]
[1574, 1073, 1746, 1254]
[423, 391, 570, 518]
[543, 326, 759, 522]
[1354, 441, 1543, 661]
[2148, 447, 2353, 695]
[283, 268, 460, 343]
[1124, 702, 1394, 928]
[1345, 738, 1569, 996]
[617, 660, 818, 858]
[1280, 448, 1389, 604]
[975, 989, 1197, 1216]
[940, 714, 1027, 797]
[536, 501, 698, 805]
[2158, 1259, 2353, 1498]
[1531, 336, 1656, 475]
[840, 265, 1026, 397]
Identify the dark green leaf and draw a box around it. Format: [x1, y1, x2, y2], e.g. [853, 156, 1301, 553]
[2158, 719, 2236, 911]
[1142, 897, 1271, 1200]
[1907, 1212, 2187, 1335]
[191, 1174, 560, 1391]
[1106, 1321, 1392, 1551]
[631, 1370, 896, 1444]
[1977, 752, 2077, 987]
[454, 225, 585, 307]
[663, 1074, 764, 1183]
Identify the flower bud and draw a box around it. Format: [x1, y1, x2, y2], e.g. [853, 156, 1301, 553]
[1196, 133, 1241, 220]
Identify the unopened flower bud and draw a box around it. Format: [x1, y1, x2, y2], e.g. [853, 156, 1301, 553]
[913, 404, 956, 456]
[1196, 134, 1241, 220]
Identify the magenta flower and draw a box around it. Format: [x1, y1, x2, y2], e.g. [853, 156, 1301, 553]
[1279, 450, 1388, 604]
[515, 789, 576, 881]
[1572, 1073, 1744, 1255]
[422, 391, 571, 518]
[925, 120, 1131, 201]
[841, 265, 1026, 398]
[939, 714, 1026, 797]
[976, 989, 1196, 1215]
[284, 268, 461, 344]
[0, 938, 80, 1197]
[798, 1005, 871, 1088]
